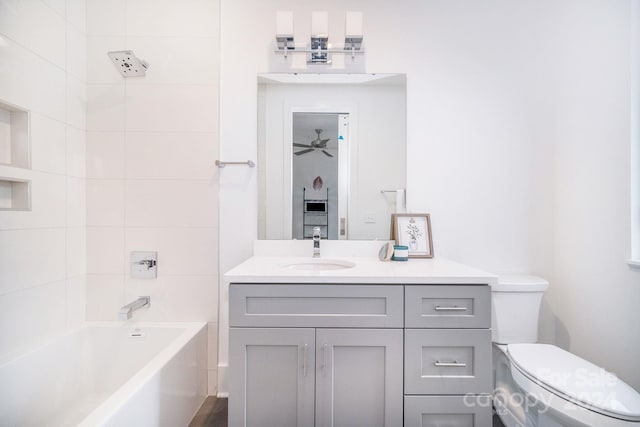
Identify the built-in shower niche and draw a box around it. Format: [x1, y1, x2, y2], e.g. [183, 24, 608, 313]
[0, 178, 30, 210]
[0, 100, 31, 210]
[0, 101, 29, 168]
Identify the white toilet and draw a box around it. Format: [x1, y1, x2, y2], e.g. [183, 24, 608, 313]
[492, 275, 640, 427]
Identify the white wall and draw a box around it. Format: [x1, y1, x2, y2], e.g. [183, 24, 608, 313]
[85, 0, 220, 394]
[540, 0, 640, 390]
[220, 0, 640, 393]
[0, 0, 87, 360]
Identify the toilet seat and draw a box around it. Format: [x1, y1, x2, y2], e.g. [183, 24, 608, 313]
[507, 343, 640, 422]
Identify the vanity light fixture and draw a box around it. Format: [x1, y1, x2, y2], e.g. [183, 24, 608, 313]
[274, 11, 364, 63]
[276, 11, 294, 51]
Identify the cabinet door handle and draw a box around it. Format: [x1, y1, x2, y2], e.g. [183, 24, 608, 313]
[321, 344, 328, 372]
[434, 306, 468, 311]
[434, 360, 467, 367]
[303, 344, 308, 377]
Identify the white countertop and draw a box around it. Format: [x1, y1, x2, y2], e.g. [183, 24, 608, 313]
[224, 255, 497, 285]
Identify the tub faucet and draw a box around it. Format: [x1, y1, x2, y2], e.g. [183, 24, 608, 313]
[119, 296, 150, 321]
[312, 227, 321, 258]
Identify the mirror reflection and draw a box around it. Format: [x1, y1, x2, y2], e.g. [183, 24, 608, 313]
[258, 73, 406, 240]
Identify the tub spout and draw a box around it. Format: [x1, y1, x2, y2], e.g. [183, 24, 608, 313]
[119, 296, 150, 321]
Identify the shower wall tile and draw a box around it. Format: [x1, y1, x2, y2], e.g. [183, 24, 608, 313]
[66, 125, 87, 178]
[43, 0, 66, 17]
[66, 0, 87, 33]
[87, 227, 126, 275]
[30, 113, 66, 175]
[66, 276, 87, 327]
[86, 0, 126, 36]
[125, 132, 217, 180]
[66, 24, 87, 82]
[0, 171, 66, 230]
[124, 276, 218, 321]
[125, 180, 218, 227]
[66, 75, 88, 130]
[0, 0, 86, 362]
[67, 227, 87, 278]
[126, 0, 218, 37]
[87, 36, 128, 84]
[125, 85, 218, 133]
[87, 179, 125, 226]
[84, 0, 220, 394]
[125, 227, 218, 276]
[66, 176, 87, 227]
[0, 39, 66, 122]
[0, 229, 66, 295]
[0, 280, 67, 361]
[125, 36, 220, 85]
[0, 0, 66, 68]
[86, 84, 126, 131]
[87, 132, 126, 179]
[85, 275, 125, 321]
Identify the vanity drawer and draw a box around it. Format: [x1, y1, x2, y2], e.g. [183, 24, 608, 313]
[230, 284, 403, 328]
[404, 329, 491, 395]
[404, 395, 492, 427]
[405, 285, 490, 328]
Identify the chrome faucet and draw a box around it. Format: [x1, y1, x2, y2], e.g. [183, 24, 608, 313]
[119, 296, 150, 321]
[312, 227, 321, 258]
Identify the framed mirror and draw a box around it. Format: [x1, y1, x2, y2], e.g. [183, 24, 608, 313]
[258, 73, 406, 240]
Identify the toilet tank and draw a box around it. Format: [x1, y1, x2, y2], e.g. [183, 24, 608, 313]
[491, 275, 549, 344]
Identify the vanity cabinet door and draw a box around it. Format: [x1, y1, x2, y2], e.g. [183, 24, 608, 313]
[315, 329, 403, 427]
[229, 328, 315, 427]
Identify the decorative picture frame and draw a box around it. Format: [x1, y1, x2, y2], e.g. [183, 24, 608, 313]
[391, 213, 434, 258]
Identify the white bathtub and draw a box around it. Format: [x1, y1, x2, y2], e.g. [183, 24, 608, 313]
[0, 322, 207, 427]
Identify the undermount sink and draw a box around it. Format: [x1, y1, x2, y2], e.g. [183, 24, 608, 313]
[284, 259, 356, 271]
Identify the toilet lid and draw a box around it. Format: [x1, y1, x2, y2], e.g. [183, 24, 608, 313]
[508, 343, 640, 422]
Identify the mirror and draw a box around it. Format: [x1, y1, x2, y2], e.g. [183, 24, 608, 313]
[258, 73, 406, 240]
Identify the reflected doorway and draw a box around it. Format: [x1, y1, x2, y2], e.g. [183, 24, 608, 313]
[292, 112, 349, 239]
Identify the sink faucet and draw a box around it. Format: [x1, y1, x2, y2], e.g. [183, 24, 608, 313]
[313, 227, 321, 258]
[119, 296, 150, 320]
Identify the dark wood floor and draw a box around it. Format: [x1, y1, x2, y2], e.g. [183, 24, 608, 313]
[189, 396, 506, 427]
[189, 397, 227, 427]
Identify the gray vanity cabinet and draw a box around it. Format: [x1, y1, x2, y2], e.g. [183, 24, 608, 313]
[229, 284, 404, 427]
[229, 282, 492, 427]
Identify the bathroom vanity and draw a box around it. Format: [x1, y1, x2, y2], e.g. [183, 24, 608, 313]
[226, 243, 496, 427]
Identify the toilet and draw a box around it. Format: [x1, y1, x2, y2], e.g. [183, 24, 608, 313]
[492, 275, 640, 427]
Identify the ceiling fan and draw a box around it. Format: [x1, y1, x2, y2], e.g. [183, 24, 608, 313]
[293, 128, 334, 157]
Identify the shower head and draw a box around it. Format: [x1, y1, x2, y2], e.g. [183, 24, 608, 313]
[107, 50, 149, 77]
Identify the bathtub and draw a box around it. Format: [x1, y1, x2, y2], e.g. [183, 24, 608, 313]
[0, 322, 207, 427]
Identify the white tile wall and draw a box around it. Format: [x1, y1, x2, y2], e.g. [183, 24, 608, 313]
[124, 132, 216, 179]
[87, 132, 126, 178]
[0, 0, 87, 361]
[86, 0, 220, 395]
[86, 180, 124, 226]
[30, 114, 66, 174]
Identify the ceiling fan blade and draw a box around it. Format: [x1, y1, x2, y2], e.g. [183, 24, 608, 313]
[320, 138, 330, 144]
[294, 149, 314, 155]
[293, 143, 312, 148]
[321, 150, 333, 157]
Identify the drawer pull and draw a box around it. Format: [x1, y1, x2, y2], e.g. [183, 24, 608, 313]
[434, 306, 468, 312]
[434, 360, 467, 367]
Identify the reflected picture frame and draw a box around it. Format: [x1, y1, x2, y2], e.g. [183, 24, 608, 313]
[391, 213, 434, 258]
